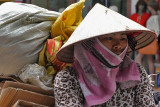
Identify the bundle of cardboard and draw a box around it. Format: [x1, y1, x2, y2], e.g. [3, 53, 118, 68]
[0, 81, 54, 107]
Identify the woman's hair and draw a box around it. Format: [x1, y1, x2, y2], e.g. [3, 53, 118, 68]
[136, 0, 147, 13]
[147, 0, 159, 11]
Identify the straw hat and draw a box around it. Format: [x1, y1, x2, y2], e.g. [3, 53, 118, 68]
[56, 3, 156, 63]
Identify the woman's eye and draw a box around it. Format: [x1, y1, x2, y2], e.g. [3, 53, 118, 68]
[106, 37, 113, 40]
[121, 38, 127, 41]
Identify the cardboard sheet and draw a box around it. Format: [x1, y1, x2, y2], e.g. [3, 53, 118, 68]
[0, 81, 54, 107]
[0, 81, 54, 96]
[12, 99, 49, 107]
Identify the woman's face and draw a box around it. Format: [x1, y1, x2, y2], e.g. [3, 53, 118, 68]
[98, 33, 128, 55]
[138, 4, 145, 11]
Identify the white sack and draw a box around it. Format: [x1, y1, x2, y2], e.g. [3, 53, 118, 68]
[0, 2, 60, 75]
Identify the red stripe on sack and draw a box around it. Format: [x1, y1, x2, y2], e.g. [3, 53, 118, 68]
[51, 39, 55, 57]
[47, 39, 54, 55]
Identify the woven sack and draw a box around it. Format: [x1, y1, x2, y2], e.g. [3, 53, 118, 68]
[0, 2, 60, 75]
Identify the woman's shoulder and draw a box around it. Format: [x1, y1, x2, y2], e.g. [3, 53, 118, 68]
[143, 12, 150, 16]
[136, 63, 150, 84]
[130, 13, 138, 16]
[136, 63, 148, 76]
[130, 13, 138, 19]
[54, 67, 84, 106]
[55, 66, 78, 81]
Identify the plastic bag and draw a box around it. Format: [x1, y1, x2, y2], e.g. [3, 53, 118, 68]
[0, 2, 60, 75]
[18, 63, 53, 91]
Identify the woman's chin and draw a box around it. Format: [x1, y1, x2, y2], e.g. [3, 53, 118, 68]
[112, 51, 121, 55]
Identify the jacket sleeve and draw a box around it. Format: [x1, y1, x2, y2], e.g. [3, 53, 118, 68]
[134, 64, 156, 106]
[54, 67, 84, 107]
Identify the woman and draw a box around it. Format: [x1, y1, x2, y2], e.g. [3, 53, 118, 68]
[130, 0, 150, 27]
[135, 0, 159, 82]
[54, 3, 156, 107]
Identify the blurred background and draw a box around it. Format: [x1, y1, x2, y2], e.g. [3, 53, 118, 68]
[2, 0, 160, 18]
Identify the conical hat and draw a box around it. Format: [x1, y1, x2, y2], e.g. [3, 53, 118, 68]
[56, 3, 156, 63]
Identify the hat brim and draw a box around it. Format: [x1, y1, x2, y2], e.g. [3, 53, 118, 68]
[57, 30, 155, 63]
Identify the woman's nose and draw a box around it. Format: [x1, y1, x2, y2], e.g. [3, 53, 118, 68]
[113, 41, 122, 50]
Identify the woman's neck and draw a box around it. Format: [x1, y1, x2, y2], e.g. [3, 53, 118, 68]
[138, 10, 144, 16]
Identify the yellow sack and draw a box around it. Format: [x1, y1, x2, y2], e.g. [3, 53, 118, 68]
[51, 0, 85, 41]
[38, 0, 85, 76]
